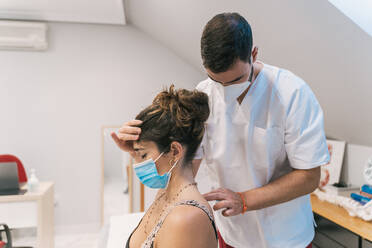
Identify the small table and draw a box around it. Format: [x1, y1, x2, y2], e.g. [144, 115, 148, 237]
[311, 194, 372, 247]
[0, 182, 54, 248]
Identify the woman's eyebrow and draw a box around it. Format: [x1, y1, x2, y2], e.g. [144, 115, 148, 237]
[133, 148, 145, 151]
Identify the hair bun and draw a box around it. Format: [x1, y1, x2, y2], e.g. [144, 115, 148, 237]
[153, 84, 210, 138]
[136, 85, 210, 164]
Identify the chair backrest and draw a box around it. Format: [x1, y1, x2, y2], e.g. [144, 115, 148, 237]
[0, 241, 6, 248]
[0, 223, 12, 248]
[0, 155, 27, 183]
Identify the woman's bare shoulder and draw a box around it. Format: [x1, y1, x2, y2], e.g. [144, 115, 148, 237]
[167, 203, 211, 226]
[155, 204, 217, 248]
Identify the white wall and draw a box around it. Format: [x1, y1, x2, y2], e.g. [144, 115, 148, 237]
[103, 127, 124, 181]
[0, 22, 204, 230]
[124, 0, 372, 147]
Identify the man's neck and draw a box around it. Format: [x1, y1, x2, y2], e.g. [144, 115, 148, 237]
[237, 61, 264, 104]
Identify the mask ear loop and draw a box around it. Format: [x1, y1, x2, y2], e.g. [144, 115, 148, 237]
[154, 152, 164, 162]
[164, 159, 179, 189]
[168, 159, 179, 173]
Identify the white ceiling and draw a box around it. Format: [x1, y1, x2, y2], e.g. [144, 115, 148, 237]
[0, 0, 125, 24]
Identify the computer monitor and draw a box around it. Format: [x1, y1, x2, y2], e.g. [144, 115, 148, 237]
[0, 162, 27, 195]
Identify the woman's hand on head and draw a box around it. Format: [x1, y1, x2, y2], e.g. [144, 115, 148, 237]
[111, 120, 142, 156]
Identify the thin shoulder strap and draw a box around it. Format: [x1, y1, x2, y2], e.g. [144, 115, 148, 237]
[141, 204, 174, 248]
[174, 200, 215, 223]
[175, 200, 218, 240]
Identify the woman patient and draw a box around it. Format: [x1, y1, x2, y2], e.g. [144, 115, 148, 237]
[122, 85, 217, 248]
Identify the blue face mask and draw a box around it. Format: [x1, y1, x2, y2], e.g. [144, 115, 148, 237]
[133, 152, 179, 189]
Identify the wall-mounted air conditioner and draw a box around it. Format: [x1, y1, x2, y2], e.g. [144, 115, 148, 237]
[0, 0, 125, 25]
[0, 20, 47, 51]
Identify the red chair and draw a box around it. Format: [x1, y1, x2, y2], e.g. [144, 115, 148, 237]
[0, 223, 31, 248]
[0, 224, 12, 248]
[0, 154, 28, 183]
[0, 155, 32, 248]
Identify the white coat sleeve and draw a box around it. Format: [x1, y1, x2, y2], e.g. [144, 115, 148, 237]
[284, 84, 330, 169]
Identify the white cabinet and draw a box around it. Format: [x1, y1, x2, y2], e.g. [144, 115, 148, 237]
[0, 0, 126, 25]
[0, 182, 55, 248]
[0, 201, 37, 228]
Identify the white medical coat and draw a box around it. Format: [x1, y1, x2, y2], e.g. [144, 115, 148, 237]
[195, 63, 330, 248]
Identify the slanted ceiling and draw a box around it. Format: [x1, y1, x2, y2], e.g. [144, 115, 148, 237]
[328, 0, 372, 37]
[123, 0, 372, 147]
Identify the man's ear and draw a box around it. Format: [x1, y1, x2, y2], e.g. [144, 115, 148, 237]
[251, 46, 259, 63]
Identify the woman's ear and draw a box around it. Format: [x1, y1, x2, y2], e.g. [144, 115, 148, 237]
[169, 141, 184, 161]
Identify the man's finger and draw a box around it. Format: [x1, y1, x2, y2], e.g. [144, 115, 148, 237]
[221, 208, 236, 217]
[213, 200, 230, 211]
[202, 188, 224, 198]
[222, 208, 235, 217]
[204, 192, 226, 201]
[119, 126, 141, 135]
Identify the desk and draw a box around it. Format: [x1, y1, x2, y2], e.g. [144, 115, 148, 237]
[0, 182, 54, 248]
[311, 194, 372, 247]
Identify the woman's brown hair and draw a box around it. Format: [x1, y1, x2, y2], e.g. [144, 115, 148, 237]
[136, 85, 210, 165]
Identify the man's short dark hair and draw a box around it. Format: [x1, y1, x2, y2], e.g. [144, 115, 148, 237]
[201, 13, 253, 73]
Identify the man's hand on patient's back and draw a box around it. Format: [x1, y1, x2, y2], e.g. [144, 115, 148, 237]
[111, 120, 142, 156]
[203, 188, 245, 217]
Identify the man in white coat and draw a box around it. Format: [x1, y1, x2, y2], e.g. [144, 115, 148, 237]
[113, 12, 329, 248]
